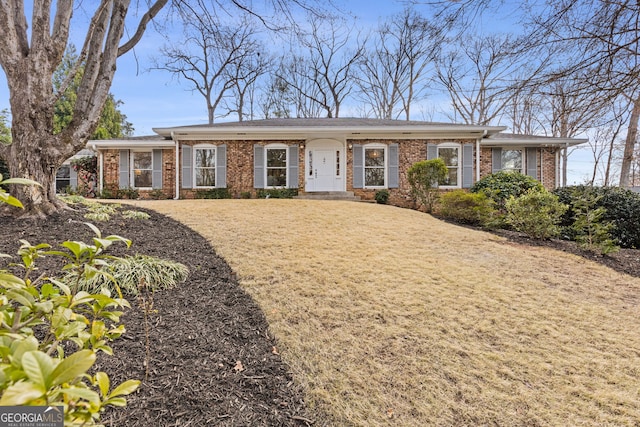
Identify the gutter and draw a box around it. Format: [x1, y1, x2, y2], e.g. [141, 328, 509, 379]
[172, 131, 180, 200]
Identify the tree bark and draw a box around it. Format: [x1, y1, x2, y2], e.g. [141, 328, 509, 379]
[619, 96, 640, 188]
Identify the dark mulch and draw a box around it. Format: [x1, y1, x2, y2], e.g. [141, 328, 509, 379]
[0, 205, 313, 427]
[1, 204, 639, 427]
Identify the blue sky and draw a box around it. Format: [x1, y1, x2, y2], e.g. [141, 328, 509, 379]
[0, 0, 598, 184]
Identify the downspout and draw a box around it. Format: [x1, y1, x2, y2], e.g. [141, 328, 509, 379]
[540, 149, 544, 187]
[555, 148, 560, 188]
[92, 144, 103, 195]
[172, 131, 180, 200]
[476, 130, 487, 183]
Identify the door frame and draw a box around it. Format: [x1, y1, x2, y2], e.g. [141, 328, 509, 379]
[304, 138, 346, 192]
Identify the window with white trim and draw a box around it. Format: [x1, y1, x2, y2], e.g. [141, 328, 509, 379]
[437, 144, 460, 187]
[266, 146, 287, 187]
[131, 151, 152, 188]
[501, 149, 523, 173]
[194, 146, 216, 187]
[364, 145, 386, 187]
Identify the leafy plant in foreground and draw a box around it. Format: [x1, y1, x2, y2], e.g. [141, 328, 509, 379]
[0, 223, 139, 423]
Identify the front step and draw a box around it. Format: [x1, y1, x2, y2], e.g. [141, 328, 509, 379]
[294, 191, 361, 201]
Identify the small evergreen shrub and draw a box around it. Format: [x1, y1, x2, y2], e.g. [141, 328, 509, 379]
[257, 188, 298, 198]
[375, 189, 390, 204]
[407, 159, 448, 213]
[471, 171, 543, 209]
[554, 185, 640, 248]
[506, 188, 568, 239]
[570, 193, 619, 255]
[117, 187, 139, 200]
[437, 190, 496, 226]
[194, 188, 232, 199]
[148, 189, 168, 200]
[240, 191, 252, 199]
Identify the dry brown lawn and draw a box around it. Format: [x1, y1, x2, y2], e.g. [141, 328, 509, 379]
[127, 199, 640, 426]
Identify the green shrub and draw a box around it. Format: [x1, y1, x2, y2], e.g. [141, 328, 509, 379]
[554, 185, 640, 248]
[506, 188, 568, 239]
[194, 188, 232, 199]
[66, 254, 189, 297]
[60, 194, 86, 204]
[570, 192, 619, 255]
[407, 159, 448, 213]
[240, 191, 252, 199]
[471, 171, 544, 209]
[148, 189, 168, 200]
[438, 190, 496, 226]
[117, 187, 139, 200]
[375, 189, 390, 204]
[257, 188, 298, 199]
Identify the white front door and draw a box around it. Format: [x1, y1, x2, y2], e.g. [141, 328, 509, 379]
[305, 140, 345, 192]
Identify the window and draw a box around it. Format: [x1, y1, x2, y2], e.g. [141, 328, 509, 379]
[364, 146, 386, 187]
[194, 146, 216, 187]
[437, 145, 460, 187]
[132, 151, 152, 188]
[266, 147, 287, 187]
[501, 149, 523, 173]
[56, 165, 71, 193]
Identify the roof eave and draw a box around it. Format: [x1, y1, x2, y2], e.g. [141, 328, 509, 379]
[87, 139, 175, 149]
[481, 138, 588, 148]
[153, 125, 506, 140]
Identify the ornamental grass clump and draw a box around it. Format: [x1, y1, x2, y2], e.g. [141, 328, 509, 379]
[68, 254, 189, 297]
[506, 188, 568, 239]
[121, 210, 151, 220]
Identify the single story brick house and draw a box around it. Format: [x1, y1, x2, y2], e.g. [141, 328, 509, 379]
[88, 118, 586, 205]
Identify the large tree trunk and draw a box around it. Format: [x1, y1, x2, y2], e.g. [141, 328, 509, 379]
[0, 0, 168, 216]
[620, 96, 640, 188]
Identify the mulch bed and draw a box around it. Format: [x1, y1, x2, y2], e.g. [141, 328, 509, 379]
[0, 205, 313, 426]
[1, 203, 639, 426]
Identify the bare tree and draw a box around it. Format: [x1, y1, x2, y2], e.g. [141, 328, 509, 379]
[154, 10, 265, 124]
[275, 15, 364, 118]
[435, 34, 524, 125]
[220, 49, 272, 121]
[0, 0, 168, 215]
[357, 7, 443, 120]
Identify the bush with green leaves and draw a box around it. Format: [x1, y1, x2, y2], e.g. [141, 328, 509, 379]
[66, 254, 189, 297]
[407, 159, 448, 213]
[194, 188, 232, 199]
[554, 185, 640, 249]
[506, 188, 568, 239]
[471, 171, 544, 209]
[374, 189, 390, 204]
[257, 188, 298, 199]
[437, 190, 497, 226]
